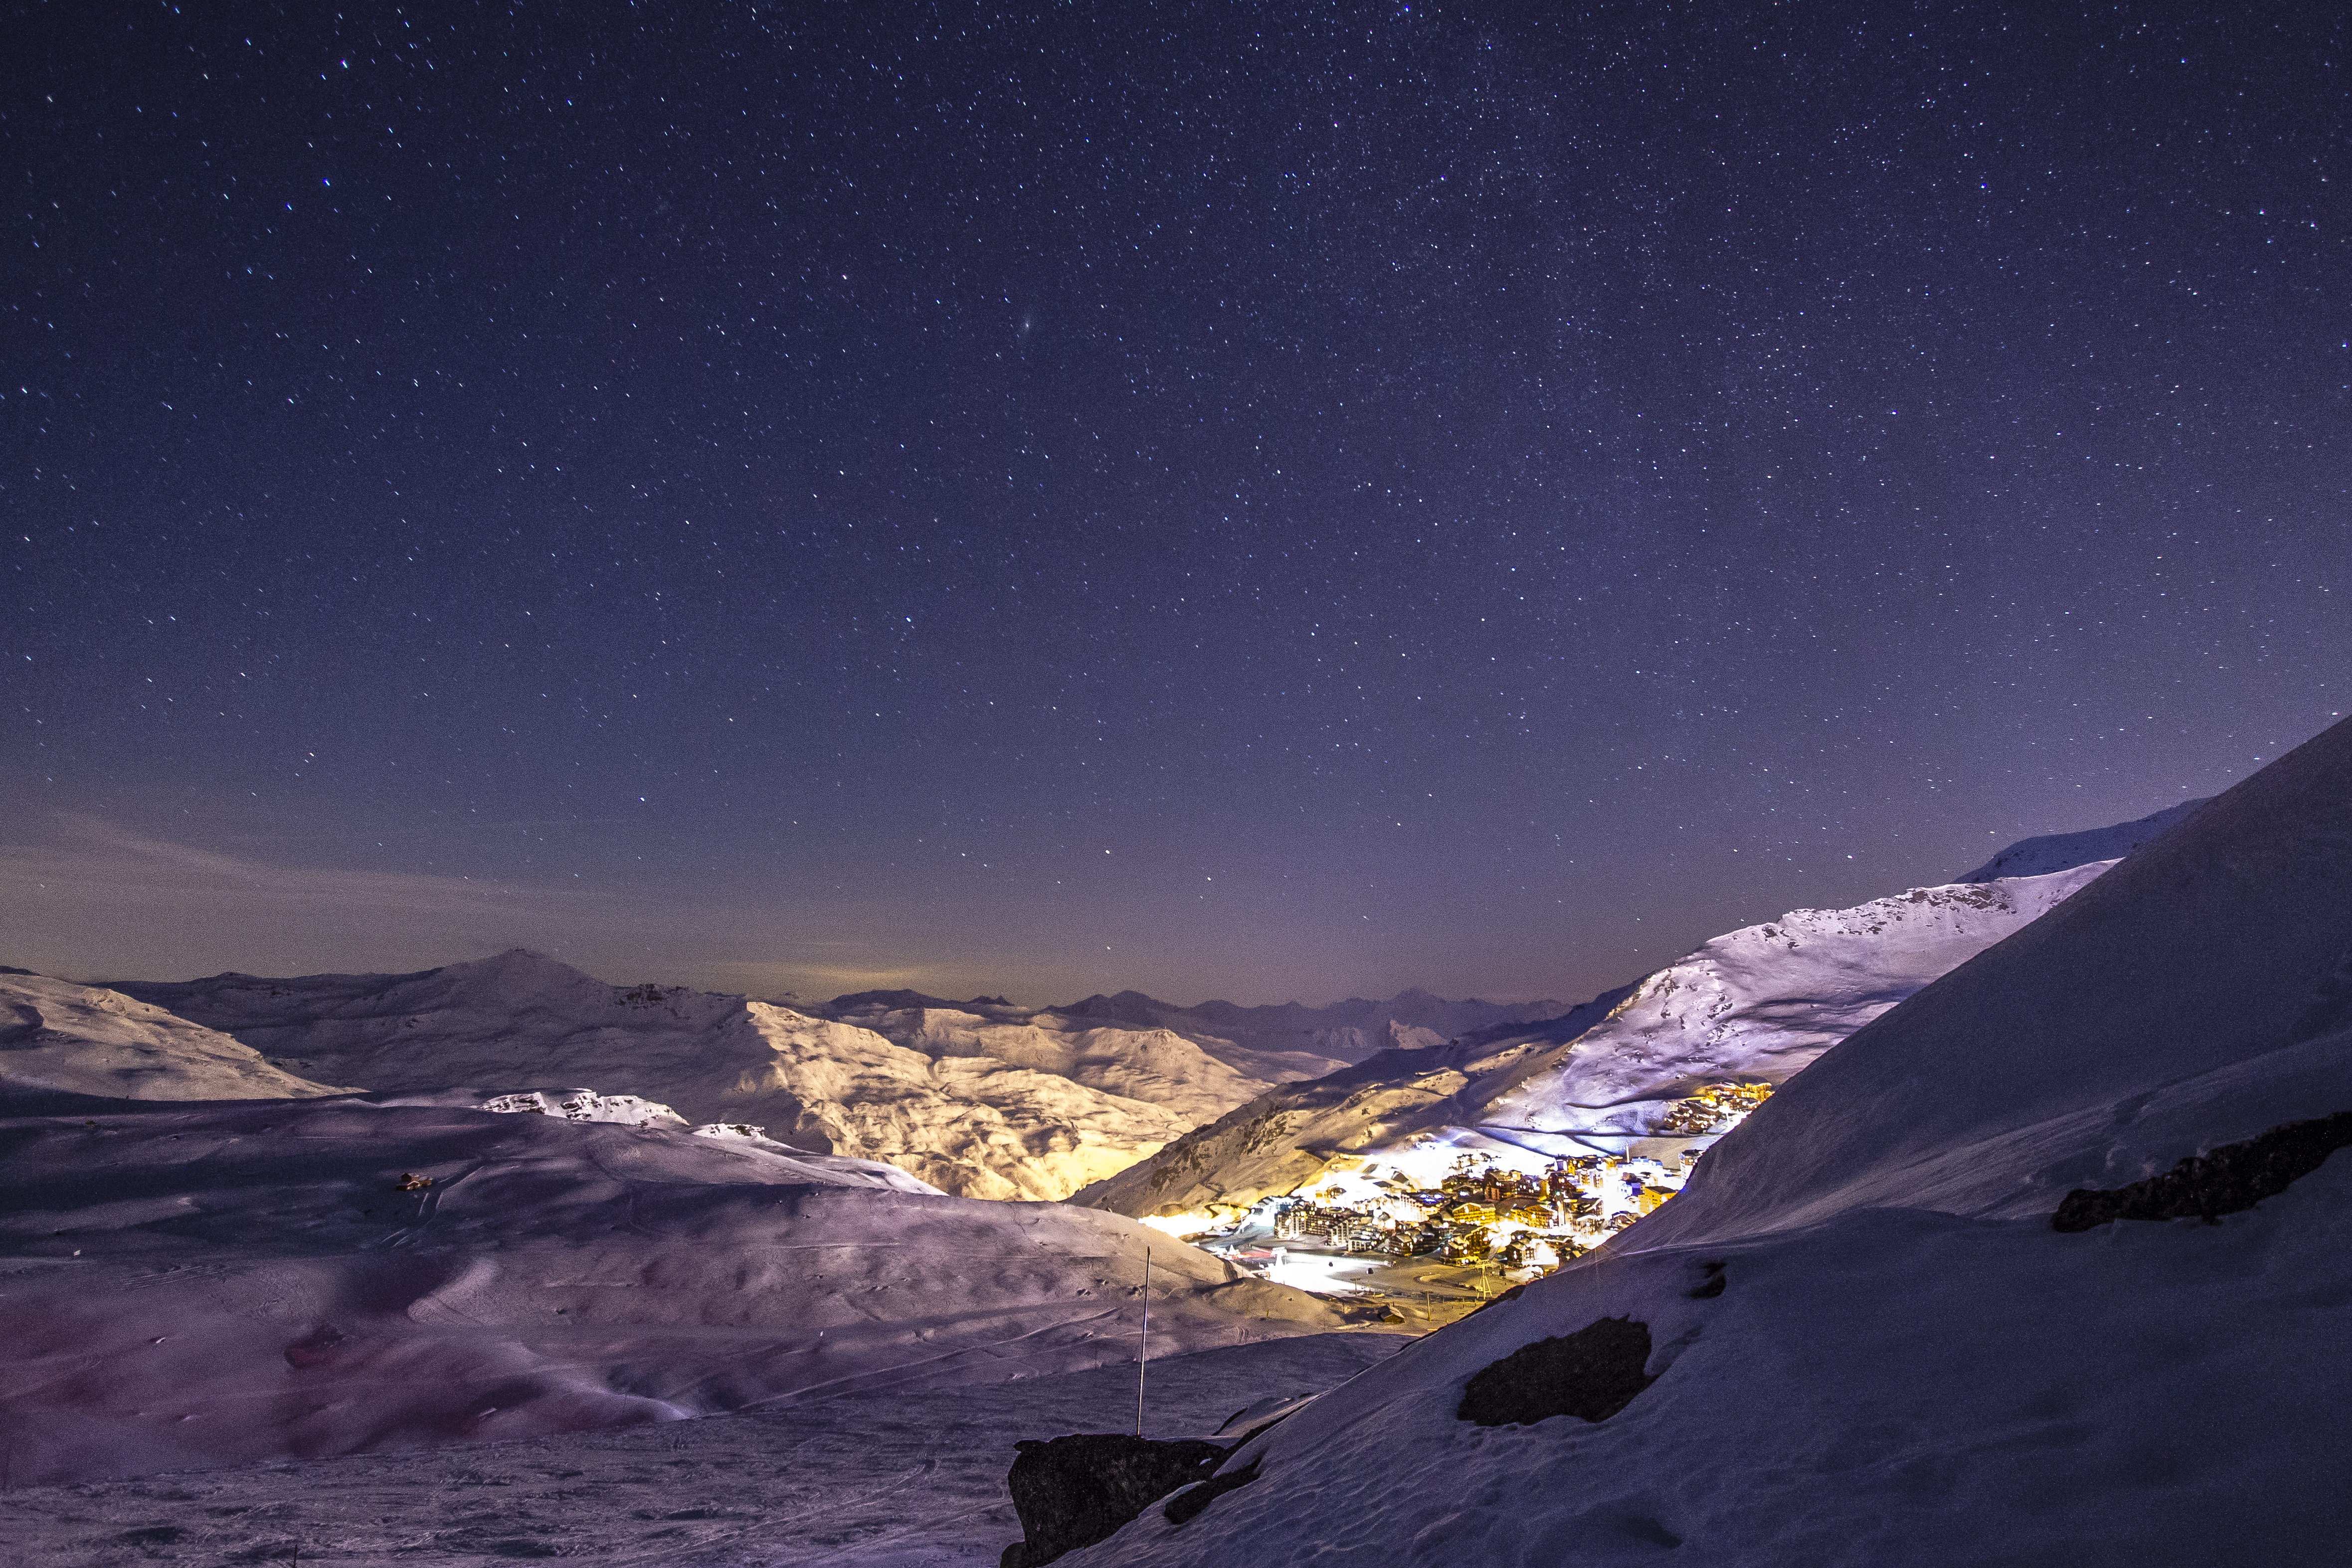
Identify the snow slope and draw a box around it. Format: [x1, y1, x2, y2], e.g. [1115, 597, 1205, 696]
[1080, 862, 2108, 1222]
[0, 1087, 1362, 1488]
[0, 1331, 1402, 1567]
[0, 970, 349, 1101]
[1953, 796, 2204, 881]
[1059, 718, 2352, 1568]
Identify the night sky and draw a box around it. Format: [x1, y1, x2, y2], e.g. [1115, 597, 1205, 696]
[4, 1, 2346, 1006]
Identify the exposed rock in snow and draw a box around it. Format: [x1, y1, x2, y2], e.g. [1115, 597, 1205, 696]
[0, 1086, 1366, 1487]
[1079, 860, 2114, 1224]
[1051, 716, 2352, 1568]
[478, 1087, 691, 1127]
[2050, 1108, 2352, 1231]
[1453, 1314, 1656, 1427]
[0, 970, 350, 1101]
[1952, 796, 2205, 881]
[1005, 1434, 1231, 1567]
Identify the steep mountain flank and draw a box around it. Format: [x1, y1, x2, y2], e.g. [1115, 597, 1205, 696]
[0, 970, 348, 1101]
[1080, 862, 2114, 1224]
[1057, 722, 2349, 1568]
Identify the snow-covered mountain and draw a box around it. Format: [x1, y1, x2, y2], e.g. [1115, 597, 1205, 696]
[102, 954, 1200, 1201]
[99, 957, 1566, 1202]
[0, 1084, 1359, 1487]
[0, 969, 350, 1101]
[923, 987, 1575, 1078]
[1079, 839, 2145, 1227]
[1056, 717, 2352, 1568]
[824, 995, 1276, 1129]
[1953, 796, 2204, 881]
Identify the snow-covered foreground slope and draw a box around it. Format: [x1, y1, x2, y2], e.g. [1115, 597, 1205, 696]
[1060, 717, 2352, 1568]
[0, 970, 349, 1101]
[0, 1333, 1401, 1568]
[0, 1089, 1360, 1488]
[1081, 862, 2108, 1224]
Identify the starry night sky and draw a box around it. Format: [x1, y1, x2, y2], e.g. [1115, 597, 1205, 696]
[4, 1, 2346, 1005]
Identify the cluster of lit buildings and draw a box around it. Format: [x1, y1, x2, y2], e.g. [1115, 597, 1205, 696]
[1195, 1081, 1776, 1284]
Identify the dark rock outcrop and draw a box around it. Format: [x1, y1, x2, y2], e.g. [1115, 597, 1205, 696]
[1001, 1434, 1228, 1567]
[1456, 1315, 1658, 1427]
[2052, 1110, 2352, 1231]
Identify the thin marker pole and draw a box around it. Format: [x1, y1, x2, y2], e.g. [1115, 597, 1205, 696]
[1135, 1247, 1151, 1437]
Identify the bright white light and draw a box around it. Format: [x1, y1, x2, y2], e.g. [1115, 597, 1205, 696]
[1257, 1248, 1373, 1297]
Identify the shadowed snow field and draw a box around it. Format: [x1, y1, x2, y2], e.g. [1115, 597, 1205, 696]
[0, 1090, 1367, 1495]
[0, 1331, 1398, 1566]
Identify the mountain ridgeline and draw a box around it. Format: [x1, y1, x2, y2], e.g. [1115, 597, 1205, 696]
[77, 964, 1563, 1201]
[1053, 730, 2349, 1568]
[9, 804, 2198, 1210]
[1072, 802, 2205, 1226]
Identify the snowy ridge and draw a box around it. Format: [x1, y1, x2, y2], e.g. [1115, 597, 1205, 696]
[0, 970, 350, 1102]
[1018, 987, 1574, 1078]
[1058, 716, 2352, 1568]
[1476, 863, 2111, 1147]
[1953, 796, 2205, 881]
[1079, 863, 2109, 1224]
[104, 955, 1220, 1201]
[371, 1084, 914, 1181]
[831, 1000, 1272, 1123]
[105, 957, 1571, 1202]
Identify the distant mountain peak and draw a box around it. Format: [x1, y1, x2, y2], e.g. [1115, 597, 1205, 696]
[1052, 990, 1165, 1023]
[430, 948, 607, 993]
[440, 946, 579, 973]
[825, 987, 972, 1013]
